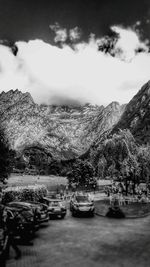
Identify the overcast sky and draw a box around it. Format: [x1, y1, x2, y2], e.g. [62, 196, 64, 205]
[0, 0, 150, 105]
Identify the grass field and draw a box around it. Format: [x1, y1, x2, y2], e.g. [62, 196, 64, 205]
[7, 175, 112, 190]
[7, 174, 68, 191]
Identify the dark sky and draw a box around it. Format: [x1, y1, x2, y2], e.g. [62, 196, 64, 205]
[0, 0, 150, 43]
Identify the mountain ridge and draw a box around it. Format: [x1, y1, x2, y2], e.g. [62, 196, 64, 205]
[0, 89, 125, 161]
[112, 80, 150, 144]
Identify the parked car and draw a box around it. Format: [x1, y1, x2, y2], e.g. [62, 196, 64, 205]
[42, 197, 67, 219]
[4, 205, 35, 237]
[6, 201, 49, 225]
[0, 205, 9, 261]
[25, 201, 49, 224]
[70, 193, 95, 216]
[0, 227, 8, 262]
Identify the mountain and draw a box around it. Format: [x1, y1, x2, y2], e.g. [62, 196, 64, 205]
[83, 80, 150, 176]
[80, 101, 125, 148]
[0, 89, 125, 163]
[112, 81, 150, 144]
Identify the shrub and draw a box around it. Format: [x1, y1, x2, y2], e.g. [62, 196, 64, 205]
[2, 184, 48, 204]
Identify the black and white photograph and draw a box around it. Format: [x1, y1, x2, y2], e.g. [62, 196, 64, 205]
[0, 0, 150, 266]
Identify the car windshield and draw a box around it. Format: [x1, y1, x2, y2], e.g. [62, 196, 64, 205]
[76, 196, 89, 203]
[50, 201, 60, 207]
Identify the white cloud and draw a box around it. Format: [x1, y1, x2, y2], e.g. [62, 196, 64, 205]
[111, 26, 148, 61]
[0, 45, 30, 90]
[50, 23, 82, 44]
[0, 26, 150, 106]
[49, 23, 67, 43]
[69, 27, 81, 41]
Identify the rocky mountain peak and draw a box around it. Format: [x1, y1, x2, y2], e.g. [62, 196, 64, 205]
[0, 89, 34, 111]
[107, 101, 120, 110]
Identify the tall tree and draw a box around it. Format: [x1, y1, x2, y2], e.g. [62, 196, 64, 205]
[137, 146, 150, 186]
[67, 159, 96, 189]
[0, 128, 11, 183]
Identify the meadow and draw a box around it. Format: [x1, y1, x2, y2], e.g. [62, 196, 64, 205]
[8, 175, 111, 189]
[7, 174, 68, 191]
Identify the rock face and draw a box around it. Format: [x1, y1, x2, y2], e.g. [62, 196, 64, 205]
[113, 81, 150, 144]
[80, 101, 125, 148]
[0, 89, 125, 160]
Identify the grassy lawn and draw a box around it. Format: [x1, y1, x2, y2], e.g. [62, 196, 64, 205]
[7, 174, 67, 191]
[7, 176, 112, 192]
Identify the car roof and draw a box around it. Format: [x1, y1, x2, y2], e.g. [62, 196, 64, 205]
[25, 201, 42, 205]
[75, 195, 89, 198]
[43, 197, 61, 202]
[8, 202, 33, 207]
[73, 191, 89, 196]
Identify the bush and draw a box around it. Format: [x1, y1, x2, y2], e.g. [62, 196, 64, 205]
[2, 184, 48, 204]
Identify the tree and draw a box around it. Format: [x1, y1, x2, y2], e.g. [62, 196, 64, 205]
[137, 146, 150, 186]
[48, 159, 61, 175]
[93, 129, 141, 194]
[0, 128, 11, 182]
[67, 159, 96, 189]
[120, 155, 140, 195]
[97, 156, 107, 179]
[107, 163, 119, 181]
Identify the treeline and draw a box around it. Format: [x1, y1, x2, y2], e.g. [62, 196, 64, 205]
[13, 148, 76, 176]
[13, 129, 150, 187]
[2, 126, 150, 191]
[13, 145, 95, 182]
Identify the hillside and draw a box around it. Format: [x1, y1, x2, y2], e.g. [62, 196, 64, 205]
[83, 81, 150, 179]
[112, 81, 150, 144]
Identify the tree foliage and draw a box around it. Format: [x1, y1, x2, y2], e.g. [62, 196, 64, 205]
[92, 130, 144, 192]
[137, 145, 150, 184]
[0, 128, 11, 182]
[2, 184, 47, 204]
[67, 159, 96, 189]
[89, 129, 150, 194]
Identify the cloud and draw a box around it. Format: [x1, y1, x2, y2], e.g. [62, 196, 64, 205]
[50, 23, 82, 44]
[0, 44, 30, 90]
[69, 27, 82, 41]
[0, 25, 150, 106]
[49, 23, 67, 43]
[110, 26, 149, 61]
